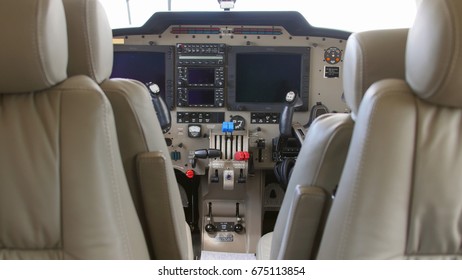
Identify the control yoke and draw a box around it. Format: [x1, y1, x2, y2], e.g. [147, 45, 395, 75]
[146, 82, 172, 133]
[273, 91, 303, 188]
[279, 91, 303, 138]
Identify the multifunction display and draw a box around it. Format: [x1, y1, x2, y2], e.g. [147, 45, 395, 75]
[176, 43, 226, 107]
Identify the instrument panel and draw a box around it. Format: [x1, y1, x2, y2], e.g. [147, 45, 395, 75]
[112, 13, 349, 178]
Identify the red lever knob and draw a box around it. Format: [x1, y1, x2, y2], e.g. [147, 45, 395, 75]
[234, 151, 250, 161]
[186, 169, 195, 179]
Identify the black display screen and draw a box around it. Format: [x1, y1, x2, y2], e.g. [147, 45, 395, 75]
[188, 89, 215, 105]
[236, 53, 301, 103]
[227, 46, 310, 112]
[111, 51, 166, 95]
[188, 68, 215, 84]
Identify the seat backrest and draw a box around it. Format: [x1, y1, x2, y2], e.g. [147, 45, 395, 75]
[62, 0, 193, 260]
[0, 0, 149, 259]
[318, 0, 462, 259]
[261, 28, 408, 260]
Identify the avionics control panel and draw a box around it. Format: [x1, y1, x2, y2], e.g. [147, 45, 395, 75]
[176, 43, 226, 107]
[113, 20, 348, 174]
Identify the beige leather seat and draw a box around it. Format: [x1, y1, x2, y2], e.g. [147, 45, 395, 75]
[0, 0, 148, 259]
[257, 28, 408, 260]
[318, 0, 462, 259]
[62, 0, 193, 260]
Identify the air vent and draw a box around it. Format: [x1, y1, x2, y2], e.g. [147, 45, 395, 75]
[233, 27, 283, 35]
[171, 27, 221, 34]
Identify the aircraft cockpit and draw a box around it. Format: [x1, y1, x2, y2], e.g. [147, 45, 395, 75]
[106, 0, 414, 259]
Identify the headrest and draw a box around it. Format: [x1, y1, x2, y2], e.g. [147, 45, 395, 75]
[0, 0, 68, 93]
[63, 0, 113, 84]
[343, 29, 408, 119]
[406, 0, 462, 107]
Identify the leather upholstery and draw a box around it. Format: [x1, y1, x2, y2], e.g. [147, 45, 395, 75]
[317, 0, 462, 259]
[257, 29, 409, 260]
[256, 232, 273, 260]
[0, 0, 149, 259]
[344, 29, 408, 119]
[64, 0, 113, 83]
[102, 79, 193, 260]
[406, 0, 462, 107]
[63, 0, 193, 259]
[0, 0, 68, 93]
[263, 113, 353, 260]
